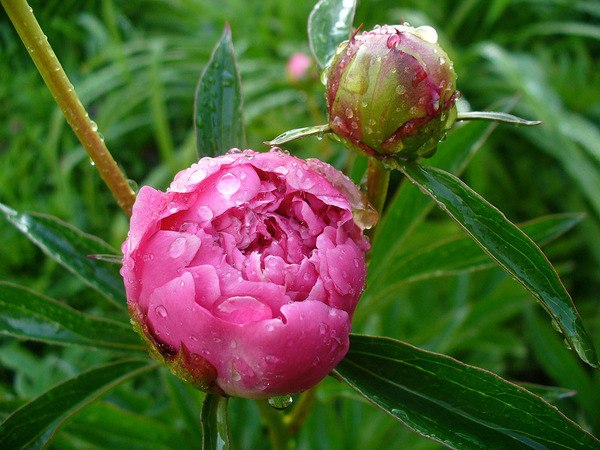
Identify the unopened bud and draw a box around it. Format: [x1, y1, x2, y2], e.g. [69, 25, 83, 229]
[325, 24, 458, 160]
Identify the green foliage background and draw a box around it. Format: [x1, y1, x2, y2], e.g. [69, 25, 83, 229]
[1, 0, 599, 448]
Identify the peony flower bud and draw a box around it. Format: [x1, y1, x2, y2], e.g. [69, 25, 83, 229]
[121, 149, 374, 399]
[287, 52, 313, 82]
[325, 24, 458, 160]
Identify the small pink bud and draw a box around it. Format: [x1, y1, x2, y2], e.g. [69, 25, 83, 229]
[325, 24, 458, 160]
[287, 52, 313, 81]
[121, 149, 374, 398]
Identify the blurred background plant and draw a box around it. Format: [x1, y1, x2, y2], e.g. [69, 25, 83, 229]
[0, 0, 599, 448]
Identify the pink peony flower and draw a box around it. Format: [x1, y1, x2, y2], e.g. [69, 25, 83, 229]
[121, 149, 375, 399]
[286, 52, 313, 81]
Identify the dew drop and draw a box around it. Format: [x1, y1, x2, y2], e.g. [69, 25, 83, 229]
[197, 205, 214, 222]
[230, 340, 238, 349]
[345, 108, 354, 119]
[319, 322, 329, 336]
[265, 355, 279, 364]
[143, 253, 155, 262]
[90, 120, 98, 132]
[217, 173, 241, 197]
[312, 356, 321, 367]
[189, 168, 206, 184]
[169, 237, 186, 258]
[414, 25, 438, 44]
[274, 166, 289, 175]
[268, 395, 293, 410]
[231, 369, 242, 382]
[189, 335, 198, 341]
[386, 33, 401, 49]
[155, 305, 168, 318]
[396, 85, 406, 95]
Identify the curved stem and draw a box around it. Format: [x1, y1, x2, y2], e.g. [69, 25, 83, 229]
[2, 0, 136, 216]
[257, 400, 289, 450]
[284, 387, 317, 437]
[201, 394, 231, 450]
[365, 157, 390, 240]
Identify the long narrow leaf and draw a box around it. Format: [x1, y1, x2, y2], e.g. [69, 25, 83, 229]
[365, 214, 583, 312]
[0, 282, 142, 352]
[335, 335, 600, 449]
[379, 214, 582, 286]
[0, 203, 126, 309]
[308, 0, 357, 68]
[399, 162, 598, 367]
[194, 24, 245, 157]
[0, 359, 156, 449]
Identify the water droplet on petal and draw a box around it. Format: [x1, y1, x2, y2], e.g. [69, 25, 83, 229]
[197, 205, 214, 222]
[274, 166, 288, 175]
[169, 237, 186, 258]
[386, 33, 401, 49]
[189, 168, 206, 184]
[265, 355, 279, 364]
[217, 173, 241, 197]
[155, 305, 168, 318]
[414, 25, 438, 44]
[319, 322, 329, 336]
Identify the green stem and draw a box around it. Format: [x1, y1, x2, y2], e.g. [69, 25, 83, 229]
[365, 157, 390, 239]
[284, 387, 317, 437]
[2, 0, 136, 216]
[201, 394, 231, 450]
[257, 400, 289, 450]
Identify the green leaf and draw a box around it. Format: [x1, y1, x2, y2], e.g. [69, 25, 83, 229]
[264, 124, 331, 146]
[194, 23, 245, 157]
[335, 335, 600, 449]
[0, 282, 142, 352]
[398, 162, 598, 368]
[457, 110, 541, 126]
[364, 214, 583, 317]
[378, 214, 583, 288]
[201, 394, 230, 450]
[525, 307, 600, 431]
[0, 359, 156, 449]
[0, 202, 126, 309]
[57, 401, 194, 450]
[514, 382, 576, 404]
[369, 120, 496, 283]
[308, 0, 357, 68]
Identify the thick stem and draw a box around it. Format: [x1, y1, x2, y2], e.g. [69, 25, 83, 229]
[2, 0, 136, 216]
[257, 400, 289, 450]
[284, 387, 317, 437]
[365, 157, 390, 239]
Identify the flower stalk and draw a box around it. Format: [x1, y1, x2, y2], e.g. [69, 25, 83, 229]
[2, 0, 136, 216]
